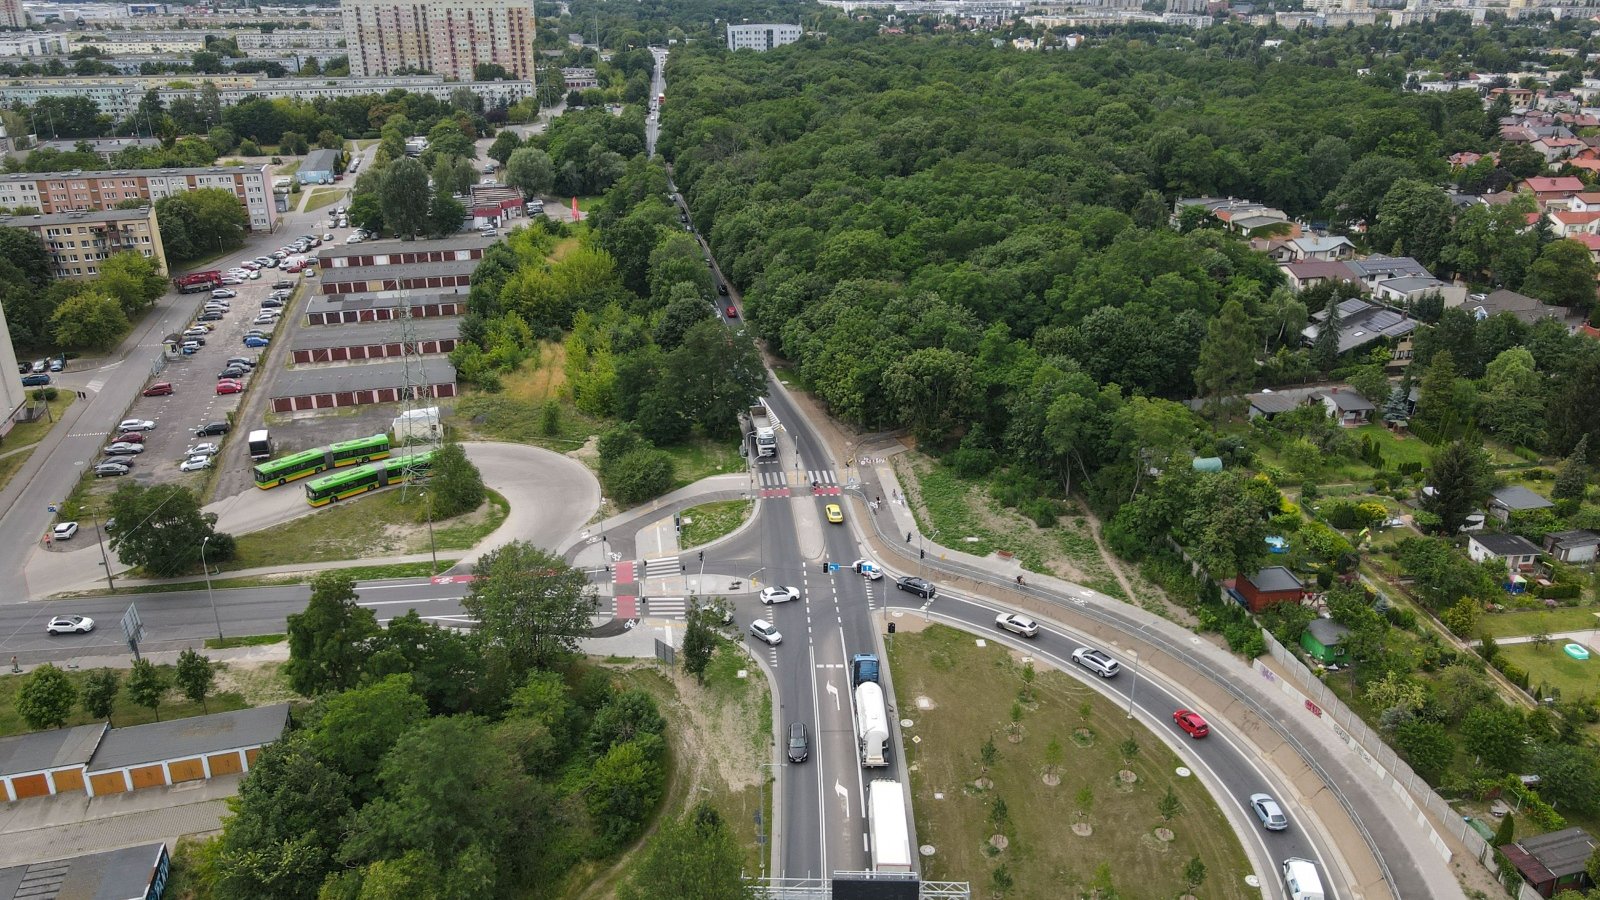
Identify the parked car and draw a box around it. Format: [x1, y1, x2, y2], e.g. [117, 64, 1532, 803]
[260, 299, 284, 309]
[111, 432, 145, 444]
[183, 327, 209, 338]
[94, 462, 131, 477]
[759, 586, 801, 605]
[225, 357, 256, 369]
[52, 521, 78, 540]
[1071, 647, 1120, 678]
[186, 442, 221, 457]
[243, 336, 270, 348]
[896, 576, 936, 599]
[46, 615, 94, 634]
[216, 380, 243, 395]
[219, 366, 248, 379]
[117, 419, 156, 432]
[994, 612, 1039, 638]
[241, 261, 261, 271]
[179, 455, 213, 472]
[103, 442, 144, 455]
[219, 276, 243, 286]
[725, 305, 738, 318]
[29, 358, 45, 373]
[273, 280, 293, 290]
[1250, 793, 1289, 832]
[48, 357, 63, 372]
[20, 373, 50, 386]
[180, 341, 201, 353]
[195, 421, 231, 436]
[750, 618, 783, 646]
[185, 336, 206, 346]
[141, 382, 173, 397]
[1173, 709, 1210, 739]
[196, 312, 224, 322]
[211, 288, 236, 299]
[787, 722, 809, 763]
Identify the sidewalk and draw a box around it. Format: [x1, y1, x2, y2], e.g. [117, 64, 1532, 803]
[0, 775, 238, 867]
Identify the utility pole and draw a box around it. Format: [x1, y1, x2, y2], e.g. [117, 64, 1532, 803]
[91, 513, 113, 592]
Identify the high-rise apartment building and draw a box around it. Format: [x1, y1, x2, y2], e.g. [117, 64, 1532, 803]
[726, 23, 802, 52]
[0, 0, 26, 30]
[342, 0, 537, 82]
[0, 165, 275, 232]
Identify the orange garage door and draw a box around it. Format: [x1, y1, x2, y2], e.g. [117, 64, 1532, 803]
[168, 758, 205, 783]
[207, 751, 243, 776]
[8, 773, 48, 799]
[89, 771, 127, 795]
[129, 765, 167, 790]
[52, 768, 85, 794]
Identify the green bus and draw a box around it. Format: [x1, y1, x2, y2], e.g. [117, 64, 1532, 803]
[253, 433, 392, 488]
[304, 449, 436, 507]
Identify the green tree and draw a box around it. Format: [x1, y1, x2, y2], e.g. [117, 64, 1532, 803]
[106, 483, 232, 577]
[618, 804, 756, 900]
[1346, 365, 1392, 413]
[1523, 239, 1599, 311]
[305, 673, 429, 799]
[1463, 704, 1526, 773]
[50, 291, 128, 349]
[285, 571, 379, 696]
[1311, 293, 1343, 373]
[125, 658, 169, 721]
[681, 600, 717, 683]
[1372, 179, 1454, 267]
[18, 663, 78, 729]
[81, 668, 120, 723]
[1420, 440, 1491, 535]
[174, 648, 215, 712]
[1393, 719, 1455, 783]
[506, 146, 555, 197]
[348, 191, 384, 235]
[462, 540, 596, 674]
[1414, 349, 1465, 433]
[1327, 155, 1417, 226]
[1493, 812, 1515, 849]
[663, 319, 766, 439]
[426, 191, 465, 238]
[362, 611, 481, 715]
[884, 347, 980, 445]
[0, 225, 53, 289]
[378, 157, 431, 238]
[603, 445, 675, 504]
[155, 187, 248, 263]
[1194, 298, 1258, 411]
[587, 737, 666, 852]
[1530, 742, 1600, 815]
[1554, 435, 1589, 506]
[1157, 785, 1182, 821]
[423, 441, 485, 520]
[1183, 857, 1207, 892]
[96, 251, 168, 314]
[488, 130, 522, 165]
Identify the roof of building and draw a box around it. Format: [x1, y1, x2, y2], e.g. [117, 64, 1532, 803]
[1345, 254, 1432, 280]
[1502, 827, 1598, 883]
[0, 724, 104, 777]
[320, 232, 494, 263]
[1247, 391, 1299, 415]
[1471, 532, 1543, 556]
[0, 842, 167, 900]
[0, 164, 264, 181]
[1523, 176, 1586, 193]
[86, 704, 289, 773]
[1283, 260, 1355, 281]
[290, 316, 460, 350]
[1303, 299, 1418, 355]
[1463, 290, 1578, 328]
[0, 207, 152, 228]
[321, 259, 479, 284]
[1290, 235, 1353, 253]
[304, 291, 463, 315]
[1490, 485, 1554, 512]
[1247, 566, 1304, 593]
[1550, 210, 1600, 225]
[301, 148, 340, 173]
[269, 358, 457, 398]
[1316, 388, 1376, 412]
[35, 136, 160, 153]
[1576, 234, 1600, 251]
[1546, 529, 1600, 548]
[1375, 275, 1448, 295]
[1305, 618, 1351, 646]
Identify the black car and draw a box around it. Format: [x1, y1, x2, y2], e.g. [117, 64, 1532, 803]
[261, 299, 284, 308]
[896, 576, 937, 599]
[717, 283, 729, 296]
[195, 421, 231, 436]
[196, 312, 224, 322]
[226, 357, 256, 369]
[219, 366, 247, 379]
[273, 280, 293, 289]
[787, 722, 809, 763]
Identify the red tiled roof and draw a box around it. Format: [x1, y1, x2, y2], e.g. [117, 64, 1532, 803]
[1574, 234, 1600, 250]
[1524, 176, 1586, 193]
[1551, 210, 1600, 224]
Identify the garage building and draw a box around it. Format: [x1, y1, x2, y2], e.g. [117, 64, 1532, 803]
[0, 842, 170, 899]
[321, 233, 493, 268]
[319, 259, 475, 296]
[269, 358, 457, 413]
[304, 292, 467, 326]
[290, 317, 461, 364]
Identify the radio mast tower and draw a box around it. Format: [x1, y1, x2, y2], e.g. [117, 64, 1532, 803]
[396, 304, 440, 501]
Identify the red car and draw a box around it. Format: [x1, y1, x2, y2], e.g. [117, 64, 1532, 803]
[1173, 709, 1209, 739]
[725, 305, 738, 318]
[141, 382, 173, 396]
[215, 380, 243, 395]
[112, 432, 145, 444]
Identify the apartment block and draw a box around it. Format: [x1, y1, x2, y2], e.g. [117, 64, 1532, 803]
[343, 0, 537, 82]
[0, 165, 275, 232]
[0, 206, 167, 280]
[0, 76, 535, 120]
[0, 0, 25, 29]
[726, 23, 802, 52]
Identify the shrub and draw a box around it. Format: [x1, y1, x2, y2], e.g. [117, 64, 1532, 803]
[1536, 583, 1581, 600]
[944, 446, 998, 479]
[1020, 497, 1060, 528]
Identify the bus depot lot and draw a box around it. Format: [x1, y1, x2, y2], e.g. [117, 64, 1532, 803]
[214, 403, 401, 498]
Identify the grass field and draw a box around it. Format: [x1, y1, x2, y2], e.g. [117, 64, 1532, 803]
[0, 662, 253, 738]
[680, 500, 752, 549]
[1499, 643, 1600, 701]
[1480, 606, 1600, 639]
[5, 392, 74, 447]
[66, 561, 454, 597]
[302, 188, 344, 213]
[228, 488, 507, 569]
[888, 623, 1252, 899]
[0, 447, 35, 494]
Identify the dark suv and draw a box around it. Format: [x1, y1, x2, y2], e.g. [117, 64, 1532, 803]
[787, 722, 809, 763]
[896, 576, 936, 599]
[195, 421, 231, 436]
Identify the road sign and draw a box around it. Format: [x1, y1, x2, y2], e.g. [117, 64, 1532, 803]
[47, 505, 56, 513]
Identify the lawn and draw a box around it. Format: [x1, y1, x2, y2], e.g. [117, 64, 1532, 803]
[1480, 606, 1600, 639]
[227, 488, 507, 569]
[275, 159, 302, 177]
[0, 447, 34, 494]
[887, 624, 1251, 899]
[302, 188, 344, 213]
[679, 500, 752, 550]
[662, 438, 744, 489]
[4, 392, 74, 448]
[1498, 643, 1600, 702]
[0, 662, 253, 738]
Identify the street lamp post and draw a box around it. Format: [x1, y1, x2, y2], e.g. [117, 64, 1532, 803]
[200, 535, 223, 643]
[1126, 650, 1140, 719]
[91, 513, 114, 592]
[422, 490, 439, 576]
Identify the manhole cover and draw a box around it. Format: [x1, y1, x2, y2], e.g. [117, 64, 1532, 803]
[737, 669, 747, 679]
[1176, 767, 1192, 777]
[901, 719, 914, 727]
[919, 845, 936, 857]
[1245, 875, 1261, 888]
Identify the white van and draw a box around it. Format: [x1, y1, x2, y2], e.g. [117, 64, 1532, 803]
[1282, 858, 1325, 900]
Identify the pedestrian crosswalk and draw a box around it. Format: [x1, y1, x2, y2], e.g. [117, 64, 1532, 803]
[755, 470, 839, 487]
[644, 597, 686, 618]
[642, 556, 682, 579]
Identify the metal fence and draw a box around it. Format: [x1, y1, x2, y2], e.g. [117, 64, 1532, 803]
[1258, 630, 1537, 900]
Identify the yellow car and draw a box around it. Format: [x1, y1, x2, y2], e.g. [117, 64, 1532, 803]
[825, 503, 843, 524]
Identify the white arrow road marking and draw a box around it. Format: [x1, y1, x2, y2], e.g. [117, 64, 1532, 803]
[825, 680, 840, 710]
[834, 781, 851, 819]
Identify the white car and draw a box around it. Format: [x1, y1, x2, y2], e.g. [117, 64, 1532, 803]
[995, 612, 1039, 638]
[851, 559, 884, 580]
[52, 521, 79, 540]
[211, 289, 237, 299]
[185, 442, 221, 457]
[117, 419, 156, 432]
[759, 586, 801, 605]
[750, 618, 782, 646]
[183, 326, 209, 338]
[219, 277, 244, 286]
[1071, 647, 1121, 678]
[345, 233, 363, 244]
[46, 615, 94, 634]
[323, 232, 334, 241]
[180, 455, 213, 472]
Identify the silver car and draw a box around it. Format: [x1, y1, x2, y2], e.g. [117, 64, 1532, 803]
[1072, 647, 1121, 678]
[1250, 793, 1289, 831]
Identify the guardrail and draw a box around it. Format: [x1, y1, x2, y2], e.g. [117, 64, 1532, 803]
[848, 483, 1401, 897]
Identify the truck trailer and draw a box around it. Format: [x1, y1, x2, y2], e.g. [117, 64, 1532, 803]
[749, 400, 777, 458]
[856, 680, 889, 767]
[867, 780, 913, 874]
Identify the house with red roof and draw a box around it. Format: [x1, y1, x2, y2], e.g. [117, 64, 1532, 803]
[1547, 209, 1600, 237]
[1520, 176, 1587, 208]
[1534, 136, 1587, 163]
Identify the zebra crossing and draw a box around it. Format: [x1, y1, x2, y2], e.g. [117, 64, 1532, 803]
[641, 556, 683, 579]
[643, 597, 686, 618]
[755, 470, 842, 497]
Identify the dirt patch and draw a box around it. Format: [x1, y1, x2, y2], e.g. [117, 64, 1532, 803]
[213, 660, 298, 707]
[989, 834, 1009, 851]
[1072, 822, 1093, 836]
[570, 434, 600, 466]
[500, 342, 569, 402]
[1043, 773, 1061, 786]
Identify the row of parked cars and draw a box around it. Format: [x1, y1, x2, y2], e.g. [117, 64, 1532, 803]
[93, 415, 233, 477]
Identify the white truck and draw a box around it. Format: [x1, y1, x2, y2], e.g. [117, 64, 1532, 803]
[867, 780, 913, 874]
[749, 400, 777, 458]
[855, 680, 889, 767]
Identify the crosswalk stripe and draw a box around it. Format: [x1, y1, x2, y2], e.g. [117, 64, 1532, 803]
[642, 557, 681, 578]
[644, 596, 686, 618]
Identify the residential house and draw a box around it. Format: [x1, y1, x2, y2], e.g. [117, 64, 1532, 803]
[1564, 191, 1600, 213]
[1501, 827, 1597, 898]
[1301, 297, 1418, 355]
[1231, 566, 1305, 613]
[1574, 233, 1600, 265]
[1249, 237, 1297, 263]
[1533, 135, 1586, 163]
[1489, 485, 1555, 522]
[1246, 391, 1299, 420]
[1281, 260, 1356, 292]
[1343, 255, 1432, 291]
[1300, 619, 1351, 664]
[1172, 197, 1298, 237]
[1462, 290, 1583, 330]
[1543, 529, 1600, 564]
[1448, 151, 1484, 168]
[1467, 532, 1543, 572]
[1372, 275, 1467, 308]
[1519, 176, 1587, 209]
[1288, 234, 1355, 261]
[1312, 387, 1375, 427]
[1489, 86, 1537, 110]
[1386, 337, 1414, 376]
[1546, 208, 1600, 237]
